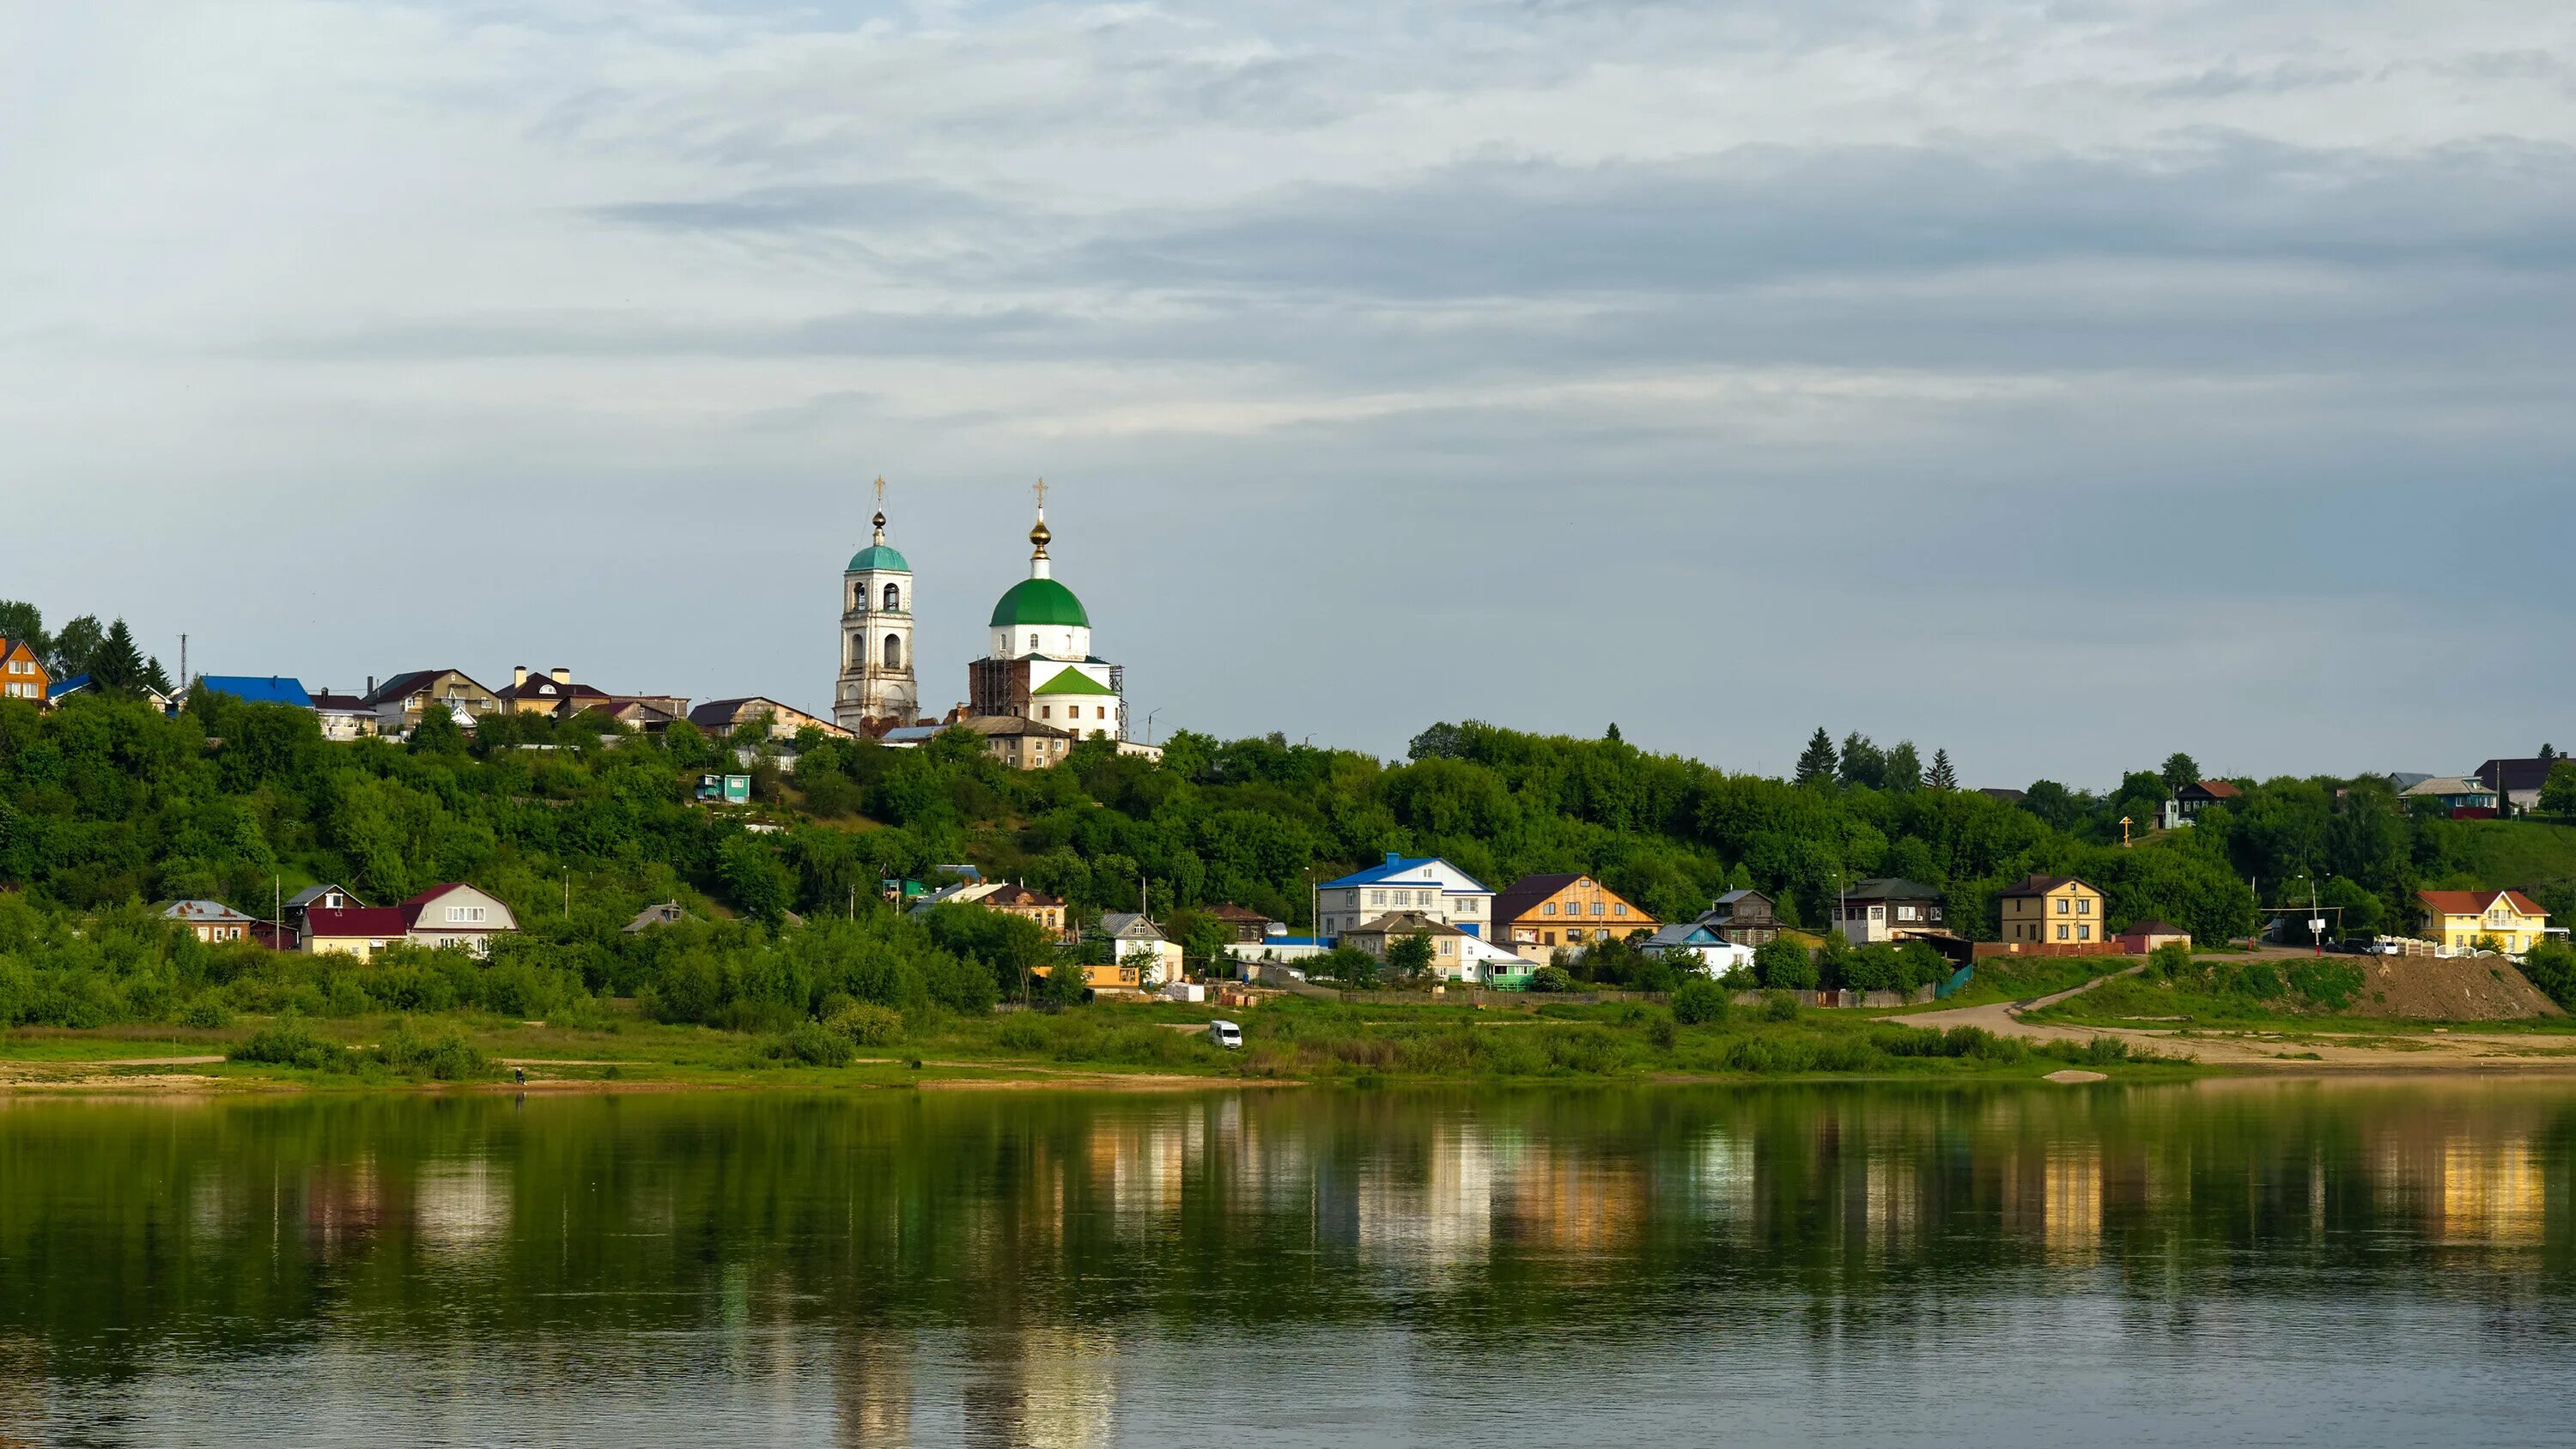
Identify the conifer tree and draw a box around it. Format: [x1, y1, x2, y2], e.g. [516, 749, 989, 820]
[91, 619, 149, 694]
[1926, 748, 1959, 791]
[1795, 728, 1837, 786]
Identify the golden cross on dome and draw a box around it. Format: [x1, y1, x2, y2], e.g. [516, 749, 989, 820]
[1033, 477, 1048, 512]
[873, 476, 885, 509]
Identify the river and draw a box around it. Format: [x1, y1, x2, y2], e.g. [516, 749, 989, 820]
[5, 1082, 2576, 1446]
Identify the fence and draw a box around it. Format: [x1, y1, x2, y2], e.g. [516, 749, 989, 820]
[1972, 941, 2128, 961]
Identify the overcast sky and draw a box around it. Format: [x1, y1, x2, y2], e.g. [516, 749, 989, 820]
[6, 0, 2573, 788]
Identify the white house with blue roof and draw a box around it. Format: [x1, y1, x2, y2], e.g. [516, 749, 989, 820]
[1317, 852, 1493, 941]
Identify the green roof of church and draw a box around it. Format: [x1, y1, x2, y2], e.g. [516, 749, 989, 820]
[1032, 667, 1115, 696]
[990, 577, 1090, 628]
[848, 543, 909, 573]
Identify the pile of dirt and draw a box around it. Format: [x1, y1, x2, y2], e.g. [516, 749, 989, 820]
[2353, 957, 2564, 1020]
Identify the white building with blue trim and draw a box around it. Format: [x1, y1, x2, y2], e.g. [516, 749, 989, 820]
[1316, 852, 1493, 941]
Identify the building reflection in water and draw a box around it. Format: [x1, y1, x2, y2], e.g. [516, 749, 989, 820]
[835, 1329, 913, 1449]
[2440, 1138, 2544, 1247]
[961, 1327, 1115, 1449]
[0, 1336, 42, 1449]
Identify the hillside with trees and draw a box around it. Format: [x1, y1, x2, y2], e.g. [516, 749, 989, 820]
[1, 668, 2570, 1030]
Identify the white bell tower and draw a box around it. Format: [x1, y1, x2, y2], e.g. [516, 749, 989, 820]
[835, 478, 919, 731]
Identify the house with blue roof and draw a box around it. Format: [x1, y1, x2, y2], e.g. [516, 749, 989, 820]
[191, 676, 313, 709]
[1316, 852, 1494, 941]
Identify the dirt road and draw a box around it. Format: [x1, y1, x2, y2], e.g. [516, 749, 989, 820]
[1909, 967, 2576, 1072]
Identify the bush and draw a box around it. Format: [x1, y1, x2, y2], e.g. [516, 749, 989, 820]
[779, 1018, 855, 1066]
[374, 1022, 489, 1081]
[228, 1015, 349, 1071]
[1760, 991, 1798, 1022]
[1646, 1012, 1679, 1050]
[1671, 978, 1730, 1025]
[179, 995, 231, 1029]
[1530, 965, 1575, 993]
[825, 1001, 904, 1047]
[2146, 942, 2193, 979]
[2521, 942, 2576, 1010]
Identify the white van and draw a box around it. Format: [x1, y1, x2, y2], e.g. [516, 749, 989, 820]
[1207, 1020, 1243, 1050]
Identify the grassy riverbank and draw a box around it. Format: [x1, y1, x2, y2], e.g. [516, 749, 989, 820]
[0, 992, 2196, 1091]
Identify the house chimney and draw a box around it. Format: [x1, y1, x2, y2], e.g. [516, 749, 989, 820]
[366, 675, 375, 696]
[1384, 851, 1400, 867]
[513, 665, 529, 688]
[550, 666, 570, 684]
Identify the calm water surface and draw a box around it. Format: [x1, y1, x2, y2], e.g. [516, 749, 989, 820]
[6, 1082, 2576, 1446]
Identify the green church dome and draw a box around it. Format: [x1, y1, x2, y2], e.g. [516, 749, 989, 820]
[848, 543, 909, 573]
[990, 577, 1090, 628]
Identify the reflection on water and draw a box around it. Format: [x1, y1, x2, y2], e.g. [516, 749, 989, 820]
[9, 1082, 2576, 1446]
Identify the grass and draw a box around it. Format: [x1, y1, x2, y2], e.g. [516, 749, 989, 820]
[2457, 818, 2576, 888]
[0, 994, 2202, 1088]
[1871, 955, 2131, 1014]
[2025, 967, 2576, 1035]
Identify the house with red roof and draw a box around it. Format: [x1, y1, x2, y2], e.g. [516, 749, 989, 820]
[2416, 889, 2550, 955]
[303, 906, 411, 961]
[2174, 779, 2241, 819]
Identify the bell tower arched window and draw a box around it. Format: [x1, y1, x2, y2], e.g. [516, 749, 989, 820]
[882, 582, 901, 611]
[882, 634, 902, 670]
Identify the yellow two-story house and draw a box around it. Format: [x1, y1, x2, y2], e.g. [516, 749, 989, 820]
[2001, 874, 2108, 946]
[0, 636, 46, 703]
[2417, 890, 2549, 955]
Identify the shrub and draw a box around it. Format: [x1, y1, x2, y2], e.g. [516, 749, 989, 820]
[2521, 942, 2576, 1010]
[1760, 991, 1798, 1022]
[2146, 942, 2193, 979]
[825, 1001, 904, 1047]
[179, 995, 231, 1029]
[229, 1015, 350, 1071]
[1670, 978, 1730, 1026]
[374, 1022, 489, 1081]
[1530, 965, 1575, 993]
[779, 1018, 854, 1066]
[1646, 1012, 1679, 1050]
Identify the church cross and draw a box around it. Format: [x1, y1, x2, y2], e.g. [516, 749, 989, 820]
[1033, 477, 1048, 512]
[873, 476, 885, 509]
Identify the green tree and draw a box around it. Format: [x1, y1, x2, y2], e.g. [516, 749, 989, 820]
[1838, 733, 1884, 789]
[2541, 761, 2576, 817]
[1753, 937, 1816, 990]
[1384, 931, 1437, 982]
[47, 615, 104, 679]
[719, 836, 796, 927]
[1883, 741, 1922, 793]
[1924, 749, 1958, 791]
[1670, 977, 1729, 1024]
[0, 600, 47, 659]
[1795, 728, 1837, 786]
[1041, 958, 1091, 1009]
[409, 704, 468, 755]
[2160, 753, 2202, 793]
[89, 619, 149, 694]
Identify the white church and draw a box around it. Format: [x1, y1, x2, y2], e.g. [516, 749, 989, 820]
[835, 483, 1139, 750]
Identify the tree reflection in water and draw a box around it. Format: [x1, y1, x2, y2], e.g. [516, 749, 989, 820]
[5, 1082, 2576, 1446]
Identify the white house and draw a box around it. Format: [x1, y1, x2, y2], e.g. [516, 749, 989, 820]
[1316, 853, 1495, 940]
[1642, 921, 1759, 977]
[1096, 912, 1182, 986]
[400, 883, 519, 957]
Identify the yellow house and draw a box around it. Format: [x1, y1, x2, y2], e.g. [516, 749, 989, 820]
[2000, 874, 2108, 946]
[2417, 890, 2549, 955]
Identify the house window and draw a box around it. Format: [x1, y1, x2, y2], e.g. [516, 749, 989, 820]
[2075, 898, 2090, 915]
[1613, 903, 1627, 917]
[1028, 634, 1040, 651]
[1544, 931, 1556, 946]
[1592, 901, 1606, 916]
[446, 906, 486, 924]
[1869, 906, 1884, 920]
[1544, 902, 1557, 915]
[2078, 924, 2092, 942]
[1097, 706, 1106, 719]
[1371, 890, 1386, 906]
[2057, 899, 2069, 915]
[1040, 705, 1051, 718]
[2057, 924, 2069, 941]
